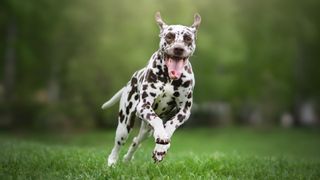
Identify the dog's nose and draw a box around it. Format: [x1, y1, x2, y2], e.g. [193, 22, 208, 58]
[173, 47, 184, 56]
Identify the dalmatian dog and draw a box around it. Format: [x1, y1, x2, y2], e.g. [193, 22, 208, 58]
[101, 12, 201, 166]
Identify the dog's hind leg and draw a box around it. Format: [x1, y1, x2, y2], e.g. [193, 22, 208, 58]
[107, 75, 140, 166]
[107, 113, 129, 166]
[108, 110, 137, 166]
[123, 120, 152, 162]
[107, 93, 138, 166]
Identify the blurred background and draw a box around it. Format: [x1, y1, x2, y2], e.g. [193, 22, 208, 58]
[0, 0, 319, 132]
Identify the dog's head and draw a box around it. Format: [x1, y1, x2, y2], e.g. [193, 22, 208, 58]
[155, 12, 201, 80]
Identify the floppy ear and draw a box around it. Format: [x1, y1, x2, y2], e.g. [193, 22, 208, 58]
[191, 13, 201, 30]
[155, 12, 167, 31]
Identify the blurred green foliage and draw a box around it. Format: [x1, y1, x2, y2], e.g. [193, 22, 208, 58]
[0, 0, 319, 130]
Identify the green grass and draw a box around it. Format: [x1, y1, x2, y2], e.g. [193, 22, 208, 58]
[1, 127, 320, 179]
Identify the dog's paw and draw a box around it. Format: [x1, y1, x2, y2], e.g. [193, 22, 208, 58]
[107, 156, 117, 167]
[153, 130, 170, 145]
[123, 153, 135, 163]
[152, 143, 170, 162]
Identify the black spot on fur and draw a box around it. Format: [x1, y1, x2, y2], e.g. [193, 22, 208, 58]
[119, 110, 125, 123]
[184, 101, 192, 112]
[146, 69, 157, 83]
[131, 77, 138, 84]
[142, 84, 148, 90]
[187, 92, 192, 99]
[126, 102, 133, 115]
[177, 114, 186, 122]
[158, 75, 167, 83]
[150, 92, 156, 97]
[127, 89, 136, 101]
[117, 141, 121, 145]
[182, 80, 191, 88]
[154, 103, 159, 110]
[134, 94, 139, 100]
[172, 78, 183, 90]
[151, 84, 156, 89]
[142, 91, 148, 99]
[156, 138, 169, 145]
[127, 77, 138, 101]
[126, 125, 131, 133]
[146, 113, 156, 120]
[173, 92, 180, 97]
[153, 60, 157, 68]
[142, 103, 150, 109]
[127, 110, 136, 133]
[167, 100, 176, 106]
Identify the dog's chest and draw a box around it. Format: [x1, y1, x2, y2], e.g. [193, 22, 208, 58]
[152, 83, 179, 118]
[161, 83, 175, 97]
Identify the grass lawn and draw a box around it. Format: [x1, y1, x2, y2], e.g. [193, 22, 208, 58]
[0, 127, 320, 179]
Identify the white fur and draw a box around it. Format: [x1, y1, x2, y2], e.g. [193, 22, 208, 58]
[101, 87, 124, 109]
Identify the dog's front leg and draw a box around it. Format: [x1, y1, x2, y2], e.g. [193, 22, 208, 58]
[153, 99, 193, 162]
[136, 93, 169, 145]
[164, 98, 193, 139]
[136, 98, 171, 162]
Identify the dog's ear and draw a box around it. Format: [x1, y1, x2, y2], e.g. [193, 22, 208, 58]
[155, 12, 167, 31]
[191, 13, 201, 31]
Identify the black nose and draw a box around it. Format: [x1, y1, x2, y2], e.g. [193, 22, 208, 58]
[173, 47, 184, 56]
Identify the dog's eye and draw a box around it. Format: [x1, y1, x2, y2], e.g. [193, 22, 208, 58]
[165, 33, 175, 43]
[184, 35, 192, 44]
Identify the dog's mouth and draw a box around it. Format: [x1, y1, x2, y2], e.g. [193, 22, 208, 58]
[164, 54, 188, 80]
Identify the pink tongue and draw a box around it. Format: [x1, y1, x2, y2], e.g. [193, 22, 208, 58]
[166, 58, 185, 79]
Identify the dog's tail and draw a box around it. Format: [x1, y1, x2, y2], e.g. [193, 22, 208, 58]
[101, 87, 124, 109]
